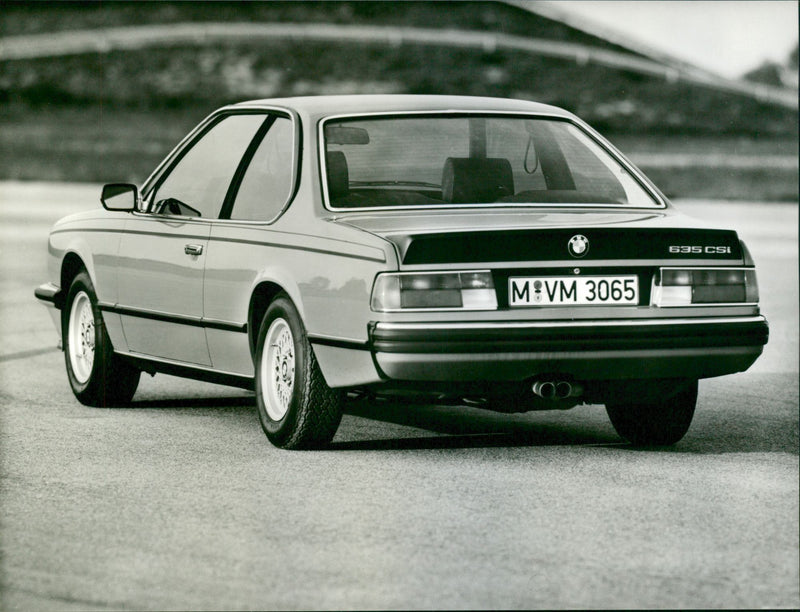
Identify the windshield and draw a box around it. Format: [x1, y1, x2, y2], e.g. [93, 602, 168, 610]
[323, 115, 660, 209]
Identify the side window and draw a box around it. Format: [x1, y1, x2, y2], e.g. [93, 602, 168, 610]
[151, 114, 265, 218]
[229, 117, 295, 222]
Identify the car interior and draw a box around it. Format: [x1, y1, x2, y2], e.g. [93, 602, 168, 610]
[326, 149, 624, 208]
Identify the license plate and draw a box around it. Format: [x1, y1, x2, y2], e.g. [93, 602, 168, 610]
[509, 275, 639, 306]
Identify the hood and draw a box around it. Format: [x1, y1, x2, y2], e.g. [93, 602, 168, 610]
[331, 207, 743, 265]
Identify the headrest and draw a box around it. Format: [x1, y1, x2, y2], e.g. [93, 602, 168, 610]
[326, 151, 349, 200]
[442, 158, 514, 204]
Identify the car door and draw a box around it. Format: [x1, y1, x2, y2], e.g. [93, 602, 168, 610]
[116, 112, 267, 365]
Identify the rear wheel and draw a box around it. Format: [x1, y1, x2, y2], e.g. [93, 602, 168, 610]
[255, 294, 343, 449]
[605, 380, 698, 446]
[64, 271, 140, 406]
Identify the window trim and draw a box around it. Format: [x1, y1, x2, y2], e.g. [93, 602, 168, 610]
[318, 110, 667, 212]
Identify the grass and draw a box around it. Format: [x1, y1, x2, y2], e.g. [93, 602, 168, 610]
[0, 106, 202, 184]
[641, 167, 798, 202]
[608, 134, 800, 157]
[1, 105, 796, 201]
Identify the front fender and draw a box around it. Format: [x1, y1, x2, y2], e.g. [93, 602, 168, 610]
[49, 213, 128, 305]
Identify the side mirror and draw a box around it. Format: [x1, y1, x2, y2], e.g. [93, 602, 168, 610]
[101, 183, 138, 212]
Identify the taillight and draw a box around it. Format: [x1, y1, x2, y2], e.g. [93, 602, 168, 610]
[652, 267, 759, 307]
[371, 271, 497, 311]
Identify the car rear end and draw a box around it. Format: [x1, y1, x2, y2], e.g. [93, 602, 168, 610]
[319, 100, 768, 443]
[362, 214, 767, 392]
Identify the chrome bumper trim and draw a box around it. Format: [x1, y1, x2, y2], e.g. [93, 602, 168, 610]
[374, 315, 766, 333]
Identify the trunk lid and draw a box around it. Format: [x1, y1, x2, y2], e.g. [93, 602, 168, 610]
[331, 208, 743, 265]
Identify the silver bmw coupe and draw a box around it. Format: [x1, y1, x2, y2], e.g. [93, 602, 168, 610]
[35, 95, 768, 448]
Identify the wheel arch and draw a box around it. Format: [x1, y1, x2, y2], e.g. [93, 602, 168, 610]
[247, 281, 288, 359]
[59, 252, 91, 338]
[61, 251, 89, 297]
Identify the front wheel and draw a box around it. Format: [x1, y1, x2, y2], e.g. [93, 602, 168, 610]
[64, 271, 140, 406]
[255, 294, 343, 449]
[605, 380, 698, 446]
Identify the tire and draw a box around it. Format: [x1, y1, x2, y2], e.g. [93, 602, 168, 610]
[63, 271, 140, 406]
[605, 380, 698, 446]
[254, 293, 343, 449]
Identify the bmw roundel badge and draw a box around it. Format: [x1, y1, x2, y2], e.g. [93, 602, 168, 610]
[568, 234, 590, 258]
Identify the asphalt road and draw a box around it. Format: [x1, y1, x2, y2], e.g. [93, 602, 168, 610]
[1, 182, 797, 610]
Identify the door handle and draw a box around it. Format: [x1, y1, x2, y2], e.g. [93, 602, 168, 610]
[184, 244, 204, 256]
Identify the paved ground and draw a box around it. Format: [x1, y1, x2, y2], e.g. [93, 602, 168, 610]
[1, 182, 797, 610]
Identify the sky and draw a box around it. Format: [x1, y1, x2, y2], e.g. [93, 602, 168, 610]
[547, 1, 798, 78]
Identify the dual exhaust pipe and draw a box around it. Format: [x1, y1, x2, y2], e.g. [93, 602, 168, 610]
[532, 379, 583, 400]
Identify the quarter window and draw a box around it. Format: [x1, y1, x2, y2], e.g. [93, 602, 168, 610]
[151, 114, 266, 218]
[230, 117, 295, 222]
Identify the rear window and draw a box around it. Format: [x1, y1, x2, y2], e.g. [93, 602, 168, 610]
[322, 115, 660, 209]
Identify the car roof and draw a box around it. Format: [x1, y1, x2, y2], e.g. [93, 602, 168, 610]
[229, 94, 573, 120]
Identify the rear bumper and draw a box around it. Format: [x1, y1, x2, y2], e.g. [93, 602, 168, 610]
[368, 316, 768, 382]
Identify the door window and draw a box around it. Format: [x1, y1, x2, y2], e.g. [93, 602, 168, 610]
[151, 114, 266, 218]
